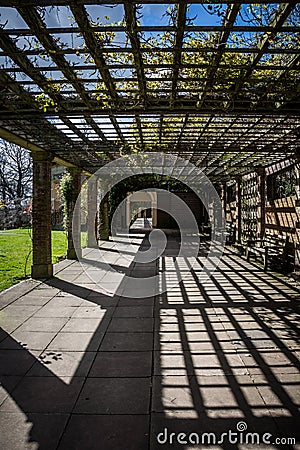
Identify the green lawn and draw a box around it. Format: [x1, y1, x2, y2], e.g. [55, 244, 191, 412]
[0, 228, 68, 292]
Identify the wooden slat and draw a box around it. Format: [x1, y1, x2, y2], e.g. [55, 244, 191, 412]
[70, 3, 118, 102]
[170, 3, 187, 108]
[124, 4, 147, 105]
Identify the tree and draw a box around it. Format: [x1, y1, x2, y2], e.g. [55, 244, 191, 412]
[0, 140, 32, 205]
[0, 140, 32, 229]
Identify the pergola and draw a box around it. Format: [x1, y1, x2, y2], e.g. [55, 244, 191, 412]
[0, 1, 299, 277]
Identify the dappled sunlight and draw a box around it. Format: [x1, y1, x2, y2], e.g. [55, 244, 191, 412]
[154, 237, 300, 445]
[0, 233, 299, 448]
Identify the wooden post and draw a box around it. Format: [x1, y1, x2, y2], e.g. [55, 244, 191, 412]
[236, 176, 242, 243]
[294, 158, 300, 269]
[256, 167, 266, 239]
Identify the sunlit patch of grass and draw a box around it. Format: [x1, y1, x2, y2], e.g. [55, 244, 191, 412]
[0, 228, 68, 291]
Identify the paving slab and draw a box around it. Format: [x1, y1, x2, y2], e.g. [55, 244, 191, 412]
[0, 349, 40, 376]
[0, 236, 299, 449]
[99, 331, 154, 351]
[27, 350, 96, 377]
[1, 304, 43, 318]
[0, 412, 69, 450]
[16, 317, 68, 333]
[74, 377, 151, 414]
[47, 332, 103, 352]
[58, 415, 149, 450]
[107, 317, 154, 332]
[0, 376, 22, 406]
[0, 280, 41, 311]
[32, 305, 78, 318]
[89, 351, 152, 377]
[71, 305, 112, 318]
[0, 376, 85, 413]
[0, 330, 57, 351]
[113, 305, 154, 317]
[60, 318, 107, 333]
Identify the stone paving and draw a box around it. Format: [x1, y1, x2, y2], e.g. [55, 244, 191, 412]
[0, 233, 299, 450]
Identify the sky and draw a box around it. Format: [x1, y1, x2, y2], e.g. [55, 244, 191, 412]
[0, 4, 232, 30]
[0, 4, 288, 33]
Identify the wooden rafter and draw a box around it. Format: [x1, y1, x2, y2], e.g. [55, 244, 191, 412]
[197, 2, 241, 109]
[135, 114, 144, 148]
[14, 7, 115, 152]
[0, 1, 298, 179]
[170, 2, 187, 108]
[124, 3, 147, 105]
[2, 0, 297, 5]
[70, 3, 118, 102]
[230, 2, 296, 100]
[17, 6, 92, 107]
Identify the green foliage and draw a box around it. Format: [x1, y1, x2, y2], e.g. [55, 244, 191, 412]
[60, 172, 73, 231]
[8, 4, 298, 155]
[36, 93, 55, 112]
[60, 172, 73, 203]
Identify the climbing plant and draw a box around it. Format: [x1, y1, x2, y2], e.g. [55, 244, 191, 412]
[60, 172, 73, 232]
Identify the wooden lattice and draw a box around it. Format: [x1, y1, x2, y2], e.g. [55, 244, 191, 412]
[0, 1, 299, 179]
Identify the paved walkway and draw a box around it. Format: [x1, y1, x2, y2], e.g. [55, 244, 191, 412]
[0, 234, 299, 449]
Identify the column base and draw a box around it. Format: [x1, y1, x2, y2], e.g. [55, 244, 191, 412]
[99, 230, 110, 240]
[67, 248, 82, 259]
[31, 264, 53, 279]
[87, 241, 99, 248]
[87, 235, 98, 248]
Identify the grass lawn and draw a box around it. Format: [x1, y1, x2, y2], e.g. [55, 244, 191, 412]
[0, 228, 68, 292]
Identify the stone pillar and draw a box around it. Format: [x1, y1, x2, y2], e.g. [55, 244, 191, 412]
[31, 151, 53, 279]
[257, 167, 266, 239]
[87, 177, 98, 248]
[294, 159, 300, 268]
[222, 182, 227, 219]
[236, 177, 242, 243]
[152, 191, 157, 228]
[66, 167, 82, 259]
[126, 195, 131, 228]
[152, 206, 157, 228]
[99, 194, 110, 240]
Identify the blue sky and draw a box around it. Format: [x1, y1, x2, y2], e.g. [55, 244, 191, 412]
[0, 4, 287, 31]
[0, 4, 253, 30]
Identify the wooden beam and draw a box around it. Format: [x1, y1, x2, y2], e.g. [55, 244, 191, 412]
[231, 2, 296, 100]
[3, 1, 294, 6]
[70, 3, 118, 102]
[197, 2, 241, 109]
[124, 3, 147, 105]
[0, 126, 81, 169]
[17, 6, 92, 108]
[170, 2, 187, 109]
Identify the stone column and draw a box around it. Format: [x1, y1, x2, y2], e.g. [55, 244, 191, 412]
[31, 151, 53, 279]
[66, 167, 82, 259]
[236, 176, 242, 243]
[87, 176, 98, 248]
[257, 167, 266, 239]
[222, 182, 227, 219]
[126, 195, 131, 228]
[294, 158, 300, 268]
[99, 193, 110, 240]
